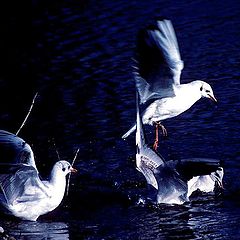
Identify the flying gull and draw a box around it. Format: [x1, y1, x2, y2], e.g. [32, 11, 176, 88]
[123, 19, 217, 149]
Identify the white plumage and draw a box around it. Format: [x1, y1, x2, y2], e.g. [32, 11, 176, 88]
[122, 19, 217, 139]
[0, 130, 77, 221]
[135, 90, 223, 204]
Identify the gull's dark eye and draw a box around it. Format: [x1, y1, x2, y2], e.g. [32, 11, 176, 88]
[206, 90, 210, 93]
[200, 86, 203, 91]
[68, 165, 70, 170]
[62, 167, 66, 172]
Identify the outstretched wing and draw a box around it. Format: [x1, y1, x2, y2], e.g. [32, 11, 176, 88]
[0, 164, 49, 205]
[136, 19, 184, 104]
[168, 158, 223, 181]
[153, 164, 188, 203]
[135, 90, 165, 189]
[0, 130, 37, 170]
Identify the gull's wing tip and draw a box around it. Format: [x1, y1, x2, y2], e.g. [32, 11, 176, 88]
[144, 17, 171, 30]
[154, 16, 170, 21]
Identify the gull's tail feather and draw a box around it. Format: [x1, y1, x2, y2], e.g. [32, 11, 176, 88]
[122, 124, 136, 139]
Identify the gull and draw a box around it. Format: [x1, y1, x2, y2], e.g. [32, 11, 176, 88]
[0, 130, 77, 221]
[122, 19, 217, 149]
[135, 91, 223, 204]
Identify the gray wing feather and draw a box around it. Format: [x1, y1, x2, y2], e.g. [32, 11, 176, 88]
[154, 20, 183, 84]
[135, 73, 168, 104]
[136, 19, 184, 104]
[0, 130, 36, 170]
[0, 164, 48, 205]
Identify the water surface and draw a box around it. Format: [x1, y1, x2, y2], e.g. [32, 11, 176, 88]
[0, 0, 239, 239]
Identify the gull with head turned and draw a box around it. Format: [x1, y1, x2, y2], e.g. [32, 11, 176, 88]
[122, 19, 217, 149]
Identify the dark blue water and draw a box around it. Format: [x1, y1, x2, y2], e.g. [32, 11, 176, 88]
[0, 0, 240, 239]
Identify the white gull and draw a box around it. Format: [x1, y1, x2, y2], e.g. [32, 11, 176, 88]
[122, 19, 217, 149]
[135, 90, 223, 204]
[0, 130, 77, 221]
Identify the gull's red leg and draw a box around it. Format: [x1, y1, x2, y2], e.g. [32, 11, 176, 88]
[153, 122, 159, 151]
[160, 124, 167, 137]
[153, 122, 167, 150]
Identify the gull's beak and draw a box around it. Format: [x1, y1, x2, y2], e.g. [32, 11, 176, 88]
[207, 93, 217, 103]
[70, 167, 78, 173]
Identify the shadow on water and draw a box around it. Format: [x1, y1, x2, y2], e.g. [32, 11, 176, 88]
[0, 0, 240, 239]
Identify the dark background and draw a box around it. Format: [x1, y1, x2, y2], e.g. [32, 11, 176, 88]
[0, 0, 239, 239]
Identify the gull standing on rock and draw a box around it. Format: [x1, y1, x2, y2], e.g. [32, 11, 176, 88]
[0, 130, 77, 221]
[122, 19, 217, 149]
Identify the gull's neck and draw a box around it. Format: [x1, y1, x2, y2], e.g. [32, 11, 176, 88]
[176, 81, 202, 102]
[48, 168, 67, 203]
[49, 167, 66, 187]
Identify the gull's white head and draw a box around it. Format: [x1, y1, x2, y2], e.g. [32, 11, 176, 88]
[199, 81, 217, 102]
[53, 160, 77, 177]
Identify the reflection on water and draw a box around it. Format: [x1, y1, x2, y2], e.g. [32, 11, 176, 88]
[2, 221, 69, 240]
